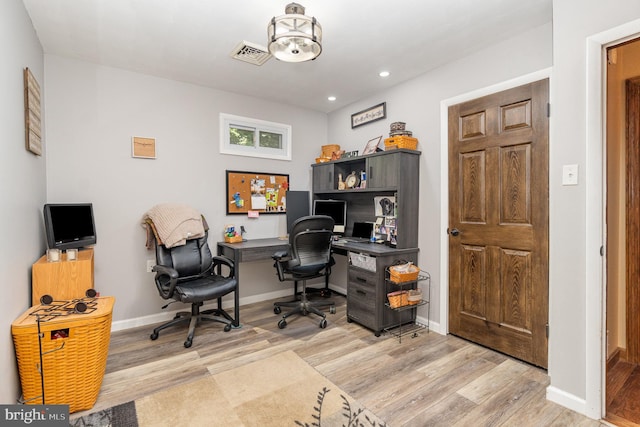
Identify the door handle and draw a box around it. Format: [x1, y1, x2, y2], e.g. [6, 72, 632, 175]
[449, 228, 460, 236]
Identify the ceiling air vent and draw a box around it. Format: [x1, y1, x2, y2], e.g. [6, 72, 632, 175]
[230, 41, 272, 66]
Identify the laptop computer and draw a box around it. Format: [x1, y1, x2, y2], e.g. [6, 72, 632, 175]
[341, 222, 374, 242]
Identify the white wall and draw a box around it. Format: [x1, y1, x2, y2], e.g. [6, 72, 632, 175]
[0, 0, 46, 404]
[43, 56, 327, 324]
[549, 0, 640, 417]
[328, 23, 553, 330]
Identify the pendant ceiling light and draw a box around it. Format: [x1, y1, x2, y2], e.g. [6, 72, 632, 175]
[268, 3, 322, 63]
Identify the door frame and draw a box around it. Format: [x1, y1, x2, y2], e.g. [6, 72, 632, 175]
[586, 19, 640, 419]
[439, 67, 551, 339]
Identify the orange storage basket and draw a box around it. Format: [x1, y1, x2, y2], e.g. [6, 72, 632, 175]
[12, 297, 114, 413]
[387, 290, 409, 308]
[388, 264, 420, 283]
[224, 234, 243, 243]
[384, 136, 418, 150]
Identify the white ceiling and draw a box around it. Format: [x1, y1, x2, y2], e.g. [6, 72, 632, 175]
[22, 0, 552, 113]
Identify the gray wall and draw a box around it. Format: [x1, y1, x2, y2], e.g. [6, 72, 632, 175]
[44, 55, 328, 324]
[0, 0, 46, 405]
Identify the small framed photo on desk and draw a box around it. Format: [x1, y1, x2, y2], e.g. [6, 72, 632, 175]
[363, 136, 383, 155]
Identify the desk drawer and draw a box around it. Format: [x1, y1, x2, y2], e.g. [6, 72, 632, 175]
[347, 272, 377, 330]
[347, 268, 376, 288]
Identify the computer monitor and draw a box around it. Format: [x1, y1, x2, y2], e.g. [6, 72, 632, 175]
[312, 199, 346, 234]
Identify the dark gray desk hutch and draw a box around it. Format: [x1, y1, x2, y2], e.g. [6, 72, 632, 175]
[311, 149, 422, 336]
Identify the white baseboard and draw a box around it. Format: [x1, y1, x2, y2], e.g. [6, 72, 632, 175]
[546, 385, 589, 417]
[111, 288, 292, 332]
[111, 283, 348, 332]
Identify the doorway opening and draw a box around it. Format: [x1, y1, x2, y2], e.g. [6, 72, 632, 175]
[605, 37, 640, 426]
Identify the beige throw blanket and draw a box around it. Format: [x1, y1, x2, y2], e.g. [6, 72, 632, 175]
[142, 204, 205, 248]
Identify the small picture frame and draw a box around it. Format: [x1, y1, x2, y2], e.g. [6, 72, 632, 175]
[132, 136, 156, 159]
[351, 102, 386, 128]
[362, 136, 383, 155]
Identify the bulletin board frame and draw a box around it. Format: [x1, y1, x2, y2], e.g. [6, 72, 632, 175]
[226, 170, 289, 215]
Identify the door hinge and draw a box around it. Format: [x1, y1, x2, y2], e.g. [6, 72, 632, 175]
[546, 323, 549, 338]
[547, 103, 551, 118]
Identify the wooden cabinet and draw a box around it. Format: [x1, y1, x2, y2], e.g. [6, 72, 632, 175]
[31, 248, 94, 305]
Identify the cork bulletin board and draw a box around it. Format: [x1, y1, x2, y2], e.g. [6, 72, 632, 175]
[226, 170, 289, 215]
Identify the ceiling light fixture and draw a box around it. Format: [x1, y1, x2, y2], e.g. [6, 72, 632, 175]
[327, 96, 336, 101]
[379, 71, 390, 77]
[268, 3, 322, 63]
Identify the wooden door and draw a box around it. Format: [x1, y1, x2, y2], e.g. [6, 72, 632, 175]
[626, 76, 640, 365]
[448, 79, 549, 368]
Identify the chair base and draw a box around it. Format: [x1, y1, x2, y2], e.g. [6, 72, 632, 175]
[274, 280, 335, 329]
[150, 302, 234, 348]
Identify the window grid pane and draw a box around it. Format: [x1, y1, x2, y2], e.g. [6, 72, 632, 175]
[230, 127, 255, 147]
[259, 131, 283, 149]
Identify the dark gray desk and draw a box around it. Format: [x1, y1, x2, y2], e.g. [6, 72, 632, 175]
[218, 237, 420, 335]
[216, 237, 417, 298]
[217, 238, 289, 287]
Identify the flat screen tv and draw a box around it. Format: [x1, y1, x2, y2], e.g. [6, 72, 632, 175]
[312, 199, 346, 234]
[43, 203, 97, 250]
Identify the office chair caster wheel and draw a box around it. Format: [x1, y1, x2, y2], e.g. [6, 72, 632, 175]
[278, 319, 287, 329]
[329, 306, 336, 314]
[224, 324, 232, 332]
[150, 332, 159, 340]
[274, 306, 281, 314]
[319, 318, 327, 329]
[184, 339, 192, 348]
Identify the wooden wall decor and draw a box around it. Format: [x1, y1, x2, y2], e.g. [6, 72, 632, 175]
[24, 68, 42, 155]
[132, 136, 156, 159]
[226, 170, 289, 215]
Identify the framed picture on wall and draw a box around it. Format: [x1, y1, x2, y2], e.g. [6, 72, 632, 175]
[351, 102, 386, 128]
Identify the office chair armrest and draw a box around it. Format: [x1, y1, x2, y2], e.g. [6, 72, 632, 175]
[152, 264, 179, 299]
[272, 250, 289, 260]
[211, 255, 235, 278]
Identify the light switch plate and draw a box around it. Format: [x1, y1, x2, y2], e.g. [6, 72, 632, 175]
[562, 164, 578, 185]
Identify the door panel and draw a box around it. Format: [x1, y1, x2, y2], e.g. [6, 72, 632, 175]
[449, 79, 549, 368]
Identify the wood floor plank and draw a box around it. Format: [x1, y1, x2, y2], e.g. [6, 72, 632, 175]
[452, 378, 543, 426]
[608, 366, 640, 424]
[607, 360, 636, 407]
[456, 359, 530, 404]
[71, 296, 607, 426]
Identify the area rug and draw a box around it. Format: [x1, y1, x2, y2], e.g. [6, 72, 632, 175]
[71, 350, 386, 427]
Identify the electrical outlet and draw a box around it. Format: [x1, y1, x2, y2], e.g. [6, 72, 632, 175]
[146, 260, 155, 273]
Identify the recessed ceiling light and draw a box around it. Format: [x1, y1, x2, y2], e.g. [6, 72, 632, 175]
[379, 71, 390, 77]
[328, 96, 336, 101]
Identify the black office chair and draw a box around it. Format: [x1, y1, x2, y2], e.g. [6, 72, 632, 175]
[272, 215, 336, 329]
[149, 230, 239, 348]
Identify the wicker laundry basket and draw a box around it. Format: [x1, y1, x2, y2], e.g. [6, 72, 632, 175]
[12, 296, 114, 413]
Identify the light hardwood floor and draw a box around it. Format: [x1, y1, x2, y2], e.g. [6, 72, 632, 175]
[73, 295, 608, 426]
